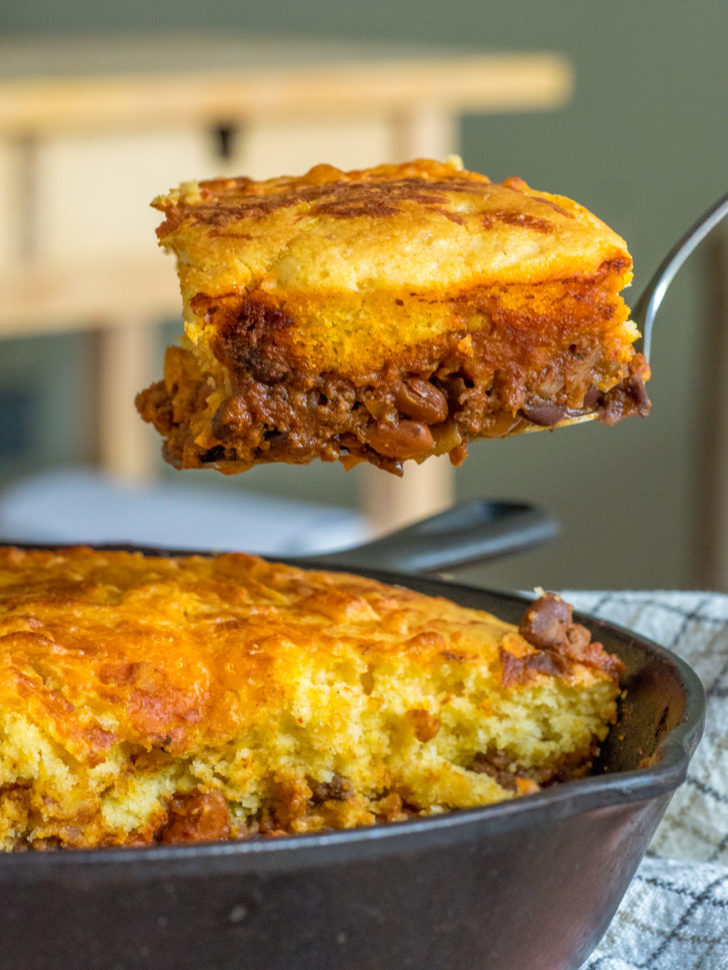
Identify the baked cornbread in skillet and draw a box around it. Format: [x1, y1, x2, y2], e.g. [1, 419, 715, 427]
[0, 546, 621, 850]
[137, 156, 650, 475]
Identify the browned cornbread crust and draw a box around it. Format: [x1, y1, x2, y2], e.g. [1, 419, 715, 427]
[0, 548, 621, 850]
[138, 157, 650, 475]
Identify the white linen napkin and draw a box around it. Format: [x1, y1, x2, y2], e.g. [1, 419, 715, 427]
[565, 592, 728, 970]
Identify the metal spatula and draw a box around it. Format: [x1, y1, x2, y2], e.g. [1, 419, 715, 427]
[634, 190, 728, 361]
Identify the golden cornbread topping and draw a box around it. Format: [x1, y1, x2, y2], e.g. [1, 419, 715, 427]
[154, 159, 629, 329]
[138, 158, 650, 475]
[0, 547, 621, 850]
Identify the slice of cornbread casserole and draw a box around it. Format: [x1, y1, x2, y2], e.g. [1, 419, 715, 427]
[0, 547, 621, 850]
[137, 156, 650, 476]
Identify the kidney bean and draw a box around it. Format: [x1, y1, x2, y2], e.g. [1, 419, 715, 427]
[520, 402, 567, 427]
[365, 419, 434, 458]
[394, 378, 449, 424]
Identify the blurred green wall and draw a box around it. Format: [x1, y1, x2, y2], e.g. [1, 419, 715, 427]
[1, 0, 726, 589]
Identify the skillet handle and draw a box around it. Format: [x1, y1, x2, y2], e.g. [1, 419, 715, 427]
[299, 500, 559, 575]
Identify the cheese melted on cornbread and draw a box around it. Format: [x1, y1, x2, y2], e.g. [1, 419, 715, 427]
[153, 157, 633, 376]
[0, 547, 620, 850]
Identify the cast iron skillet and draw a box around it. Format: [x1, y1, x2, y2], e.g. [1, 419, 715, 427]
[0, 502, 705, 970]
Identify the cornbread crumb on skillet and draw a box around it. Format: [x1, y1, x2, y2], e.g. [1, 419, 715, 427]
[0, 547, 622, 850]
[137, 156, 650, 476]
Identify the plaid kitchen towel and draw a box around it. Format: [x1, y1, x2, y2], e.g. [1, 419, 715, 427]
[565, 592, 728, 970]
